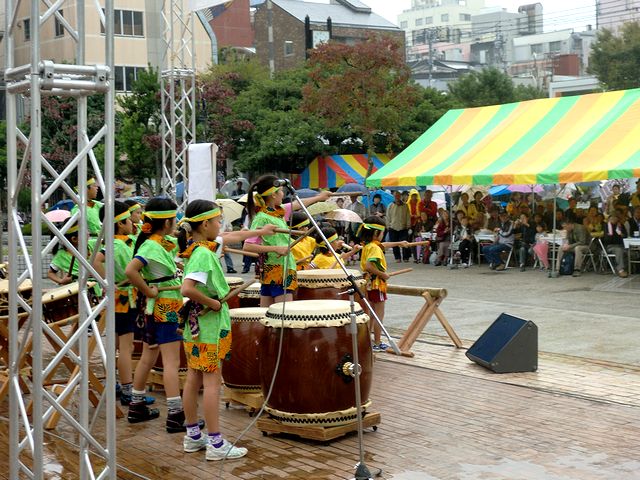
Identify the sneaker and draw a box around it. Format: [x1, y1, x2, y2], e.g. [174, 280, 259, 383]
[489, 263, 496, 270]
[206, 439, 248, 461]
[495, 264, 506, 271]
[227, 268, 238, 274]
[572, 270, 582, 277]
[618, 270, 629, 278]
[120, 394, 155, 406]
[372, 343, 381, 352]
[166, 410, 205, 434]
[241, 268, 250, 274]
[127, 403, 160, 424]
[461, 263, 468, 268]
[183, 434, 208, 453]
[520, 264, 525, 272]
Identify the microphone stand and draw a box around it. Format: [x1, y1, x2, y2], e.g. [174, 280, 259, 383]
[280, 179, 390, 480]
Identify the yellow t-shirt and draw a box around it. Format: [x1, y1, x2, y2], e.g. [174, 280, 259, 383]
[291, 236, 316, 268]
[311, 252, 343, 269]
[360, 241, 387, 293]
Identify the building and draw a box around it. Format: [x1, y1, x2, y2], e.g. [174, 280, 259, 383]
[510, 28, 597, 88]
[208, 0, 254, 49]
[596, 0, 640, 31]
[0, 1, 214, 96]
[398, 0, 485, 61]
[253, 0, 403, 73]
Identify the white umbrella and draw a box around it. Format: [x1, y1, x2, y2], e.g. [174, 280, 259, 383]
[216, 198, 244, 223]
[325, 208, 363, 223]
[307, 201, 337, 216]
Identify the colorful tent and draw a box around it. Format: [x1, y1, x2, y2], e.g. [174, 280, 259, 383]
[366, 89, 640, 188]
[295, 154, 393, 189]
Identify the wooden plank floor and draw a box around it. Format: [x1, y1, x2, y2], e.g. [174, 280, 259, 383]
[1, 336, 640, 479]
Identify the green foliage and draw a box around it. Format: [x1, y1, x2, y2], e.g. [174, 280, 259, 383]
[588, 22, 640, 90]
[18, 187, 31, 212]
[302, 34, 419, 168]
[231, 67, 331, 173]
[115, 66, 162, 193]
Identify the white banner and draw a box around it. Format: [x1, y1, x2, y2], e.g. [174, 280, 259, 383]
[188, 143, 218, 202]
[188, 0, 229, 11]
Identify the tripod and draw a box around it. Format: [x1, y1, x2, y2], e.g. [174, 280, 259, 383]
[281, 180, 395, 479]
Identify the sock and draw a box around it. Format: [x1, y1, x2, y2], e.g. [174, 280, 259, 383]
[208, 432, 223, 448]
[167, 396, 183, 415]
[131, 388, 146, 405]
[186, 423, 201, 440]
[121, 383, 132, 397]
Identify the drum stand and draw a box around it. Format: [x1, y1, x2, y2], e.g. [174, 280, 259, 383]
[281, 180, 386, 479]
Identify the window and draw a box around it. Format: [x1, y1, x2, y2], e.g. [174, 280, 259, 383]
[400, 20, 408, 29]
[425, 17, 433, 24]
[531, 43, 543, 55]
[549, 41, 561, 53]
[114, 65, 144, 92]
[441, 14, 449, 22]
[459, 0, 467, 5]
[100, 9, 144, 37]
[23, 18, 31, 41]
[284, 41, 294, 56]
[459, 13, 471, 21]
[415, 18, 423, 26]
[55, 10, 64, 37]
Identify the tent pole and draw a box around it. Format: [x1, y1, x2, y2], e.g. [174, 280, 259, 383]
[449, 185, 453, 266]
[549, 185, 560, 278]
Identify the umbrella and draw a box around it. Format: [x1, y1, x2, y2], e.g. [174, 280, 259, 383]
[325, 208, 363, 223]
[307, 201, 337, 216]
[336, 183, 369, 195]
[489, 184, 544, 196]
[216, 198, 244, 223]
[220, 178, 250, 198]
[293, 188, 318, 199]
[362, 190, 394, 208]
[237, 193, 248, 204]
[48, 199, 75, 211]
[44, 209, 71, 223]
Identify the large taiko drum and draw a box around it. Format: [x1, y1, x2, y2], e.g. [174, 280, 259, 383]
[152, 341, 188, 376]
[42, 282, 80, 324]
[238, 282, 261, 308]
[296, 269, 367, 309]
[259, 299, 372, 426]
[225, 277, 244, 310]
[222, 307, 268, 393]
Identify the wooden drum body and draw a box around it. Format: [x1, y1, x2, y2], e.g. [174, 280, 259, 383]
[42, 282, 80, 324]
[225, 276, 244, 310]
[296, 269, 367, 310]
[259, 300, 372, 427]
[238, 282, 261, 308]
[221, 307, 268, 393]
[0, 279, 32, 316]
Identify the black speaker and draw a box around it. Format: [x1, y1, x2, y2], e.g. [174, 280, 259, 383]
[466, 313, 537, 373]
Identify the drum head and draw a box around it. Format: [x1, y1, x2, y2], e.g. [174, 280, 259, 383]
[238, 282, 261, 298]
[225, 276, 244, 288]
[42, 282, 80, 303]
[261, 299, 368, 329]
[229, 307, 268, 321]
[296, 269, 365, 289]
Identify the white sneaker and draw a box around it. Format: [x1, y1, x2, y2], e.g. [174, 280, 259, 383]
[183, 434, 208, 453]
[461, 263, 468, 268]
[206, 439, 248, 461]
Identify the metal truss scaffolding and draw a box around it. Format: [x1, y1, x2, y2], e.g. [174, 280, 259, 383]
[161, 0, 196, 211]
[5, 0, 116, 478]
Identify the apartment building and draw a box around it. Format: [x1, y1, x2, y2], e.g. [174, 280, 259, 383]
[0, 1, 214, 94]
[596, 0, 640, 31]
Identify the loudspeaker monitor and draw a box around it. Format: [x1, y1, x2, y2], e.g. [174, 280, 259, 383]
[466, 313, 537, 373]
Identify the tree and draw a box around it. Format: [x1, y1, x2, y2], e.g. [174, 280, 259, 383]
[589, 22, 640, 90]
[302, 34, 419, 178]
[116, 66, 162, 194]
[231, 67, 331, 173]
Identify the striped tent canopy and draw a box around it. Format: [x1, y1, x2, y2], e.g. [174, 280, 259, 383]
[295, 153, 393, 189]
[366, 89, 640, 188]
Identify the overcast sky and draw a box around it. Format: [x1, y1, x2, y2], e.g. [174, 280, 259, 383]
[352, 1, 598, 32]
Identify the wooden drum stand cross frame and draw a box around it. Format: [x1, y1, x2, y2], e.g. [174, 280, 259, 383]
[384, 285, 462, 357]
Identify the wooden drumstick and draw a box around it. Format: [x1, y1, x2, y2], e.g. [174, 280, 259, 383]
[199, 279, 256, 316]
[223, 246, 260, 258]
[296, 255, 313, 265]
[405, 241, 431, 247]
[288, 226, 317, 250]
[274, 228, 305, 236]
[388, 268, 413, 277]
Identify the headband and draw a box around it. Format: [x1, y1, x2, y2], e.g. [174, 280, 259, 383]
[143, 210, 177, 220]
[179, 208, 221, 225]
[128, 203, 142, 212]
[74, 177, 96, 192]
[259, 186, 279, 197]
[66, 224, 79, 234]
[356, 222, 385, 237]
[114, 210, 131, 223]
[292, 218, 310, 229]
[317, 233, 338, 248]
